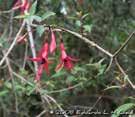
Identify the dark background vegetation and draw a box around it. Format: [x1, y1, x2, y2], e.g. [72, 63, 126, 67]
[0, 0, 135, 117]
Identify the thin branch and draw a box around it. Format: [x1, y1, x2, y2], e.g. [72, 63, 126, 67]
[115, 58, 126, 76]
[47, 82, 82, 94]
[45, 94, 69, 117]
[114, 31, 135, 57]
[12, 71, 34, 87]
[26, 19, 38, 72]
[58, 27, 113, 58]
[0, 20, 25, 66]
[115, 58, 135, 89]
[36, 110, 46, 117]
[105, 57, 113, 72]
[35, 87, 68, 117]
[0, 9, 13, 14]
[2, 50, 19, 113]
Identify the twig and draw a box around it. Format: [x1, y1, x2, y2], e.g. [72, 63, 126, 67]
[0, 20, 25, 66]
[26, 19, 38, 72]
[105, 57, 113, 72]
[45, 94, 69, 117]
[0, 9, 13, 14]
[2, 50, 19, 113]
[35, 87, 68, 117]
[115, 58, 126, 76]
[36, 110, 46, 117]
[59, 27, 113, 58]
[12, 71, 34, 87]
[114, 31, 135, 57]
[115, 58, 135, 89]
[47, 82, 82, 94]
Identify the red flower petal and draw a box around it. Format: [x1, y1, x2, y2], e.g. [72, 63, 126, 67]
[43, 62, 50, 75]
[60, 42, 67, 59]
[64, 58, 73, 70]
[40, 42, 49, 58]
[21, 0, 30, 12]
[60, 42, 65, 51]
[50, 31, 56, 54]
[61, 50, 67, 59]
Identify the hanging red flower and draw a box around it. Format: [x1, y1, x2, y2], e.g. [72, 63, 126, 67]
[55, 40, 79, 72]
[28, 41, 50, 81]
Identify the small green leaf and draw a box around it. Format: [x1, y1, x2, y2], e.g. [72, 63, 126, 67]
[42, 11, 56, 20]
[31, 15, 42, 22]
[29, 0, 37, 15]
[36, 25, 45, 37]
[0, 90, 8, 96]
[5, 82, 12, 89]
[75, 20, 82, 27]
[83, 24, 93, 32]
[66, 76, 75, 83]
[51, 71, 66, 78]
[111, 103, 135, 117]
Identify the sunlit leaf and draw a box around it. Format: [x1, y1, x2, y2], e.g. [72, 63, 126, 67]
[29, 0, 37, 15]
[42, 11, 56, 20]
[0, 90, 8, 96]
[111, 103, 135, 117]
[36, 25, 45, 37]
[83, 24, 93, 32]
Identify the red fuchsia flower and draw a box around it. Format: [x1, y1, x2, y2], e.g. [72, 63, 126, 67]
[50, 30, 56, 54]
[12, 0, 30, 14]
[55, 40, 79, 72]
[28, 41, 50, 81]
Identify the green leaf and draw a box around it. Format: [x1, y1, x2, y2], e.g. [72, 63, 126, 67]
[42, 11, 56, 20]
[83, 24, 93, 32]
[111, 103, 135, 117]
[26, 85, 36, 95]
[75, 20, 82, 27]
[51, 71, 66, 78]
[31, 15, 42, 22]
[27, 15, 42, 24]
[66, 76, 75, 83]
[0, 90, 8, 96]
[5, 82, 12, 89]
[36, 25, 45, 37]
[29, 0, 37, 15]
